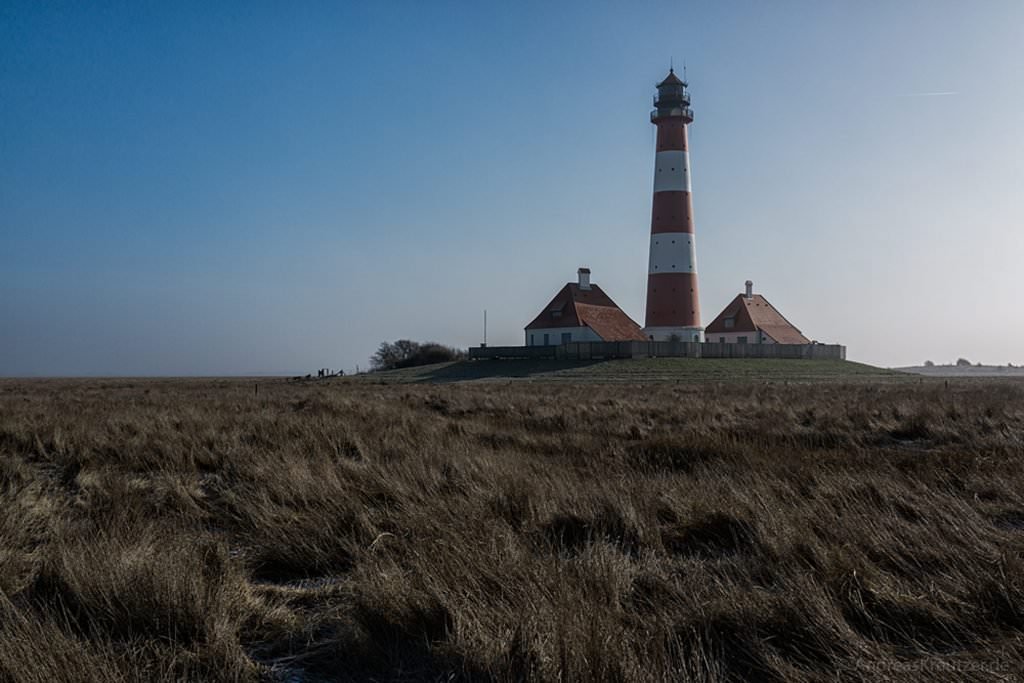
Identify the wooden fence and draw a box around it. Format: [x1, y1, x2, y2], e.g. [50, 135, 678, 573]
[469, 341, 846, 361]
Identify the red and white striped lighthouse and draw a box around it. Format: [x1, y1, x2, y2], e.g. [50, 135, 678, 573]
[643, 68, 703, 342]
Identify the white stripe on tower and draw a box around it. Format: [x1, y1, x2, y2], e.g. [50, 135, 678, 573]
[653, 150, 691, 193]
[648, 233, 697, 274]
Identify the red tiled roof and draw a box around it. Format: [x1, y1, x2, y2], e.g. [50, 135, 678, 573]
[526, 283, 647, 342]
[576, 303, 647, 342]
[705, 294, 810, 344]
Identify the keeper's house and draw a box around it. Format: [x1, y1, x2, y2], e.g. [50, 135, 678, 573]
[525, 269, 647, 346]
[704, 281, 810, 345]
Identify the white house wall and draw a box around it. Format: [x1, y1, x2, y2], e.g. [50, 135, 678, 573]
[706, 331, 775, 344]
[525, 326, 603, 346]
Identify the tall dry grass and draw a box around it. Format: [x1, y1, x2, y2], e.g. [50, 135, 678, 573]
[1, 376, 1023, 681]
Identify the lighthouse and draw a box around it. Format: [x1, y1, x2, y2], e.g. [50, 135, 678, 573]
[642, 68, 703, 342]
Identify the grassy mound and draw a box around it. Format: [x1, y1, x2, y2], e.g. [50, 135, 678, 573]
[356, 357, 903, 384]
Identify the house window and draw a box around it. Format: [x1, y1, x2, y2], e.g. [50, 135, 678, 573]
[543, 333, 549, 345]
[724, 318, 735, 329]
[561, 332, 572, 344]
[719, 337, 725, 344]
[530, 334, 535, 346]
[738, 336, 748, 344]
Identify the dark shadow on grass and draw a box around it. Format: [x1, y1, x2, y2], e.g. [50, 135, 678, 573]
[662, 513, 759, 559]
[296, 599, 491, 682]
[539, 505, 643, 557]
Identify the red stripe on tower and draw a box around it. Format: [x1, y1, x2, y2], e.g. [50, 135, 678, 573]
[643, 68, 703, 341]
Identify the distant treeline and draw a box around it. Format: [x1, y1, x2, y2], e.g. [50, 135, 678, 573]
[923, 358, 1017, 368]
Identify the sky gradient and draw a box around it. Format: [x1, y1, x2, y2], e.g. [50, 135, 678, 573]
[2, 1, 1022, 375]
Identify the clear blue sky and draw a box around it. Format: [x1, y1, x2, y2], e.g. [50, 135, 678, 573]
[2, 1, 1021, 375]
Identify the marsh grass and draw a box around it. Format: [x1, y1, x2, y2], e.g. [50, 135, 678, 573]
[0, 377, 1022, 681]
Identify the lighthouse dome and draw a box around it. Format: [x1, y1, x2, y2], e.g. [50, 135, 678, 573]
[657, 68, 685, 88]
[653, 68, 690, 113]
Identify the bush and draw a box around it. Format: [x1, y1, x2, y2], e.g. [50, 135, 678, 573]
[956, 358, 972, 367]
[370, 340, 466, 371]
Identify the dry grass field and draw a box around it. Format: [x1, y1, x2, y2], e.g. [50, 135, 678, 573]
[1, 366, 1023, 681]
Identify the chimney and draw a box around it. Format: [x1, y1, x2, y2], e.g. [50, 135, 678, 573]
[745, 280, 753, 299]
[578, 267, 591, 290]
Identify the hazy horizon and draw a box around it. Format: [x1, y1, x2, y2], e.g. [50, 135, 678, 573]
[3, 2, 1022, 376]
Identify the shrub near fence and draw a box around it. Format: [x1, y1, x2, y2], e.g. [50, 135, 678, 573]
[469, 342, 846, 361]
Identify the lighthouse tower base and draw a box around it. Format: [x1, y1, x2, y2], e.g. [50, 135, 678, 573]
[642, 326, 705, 343]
